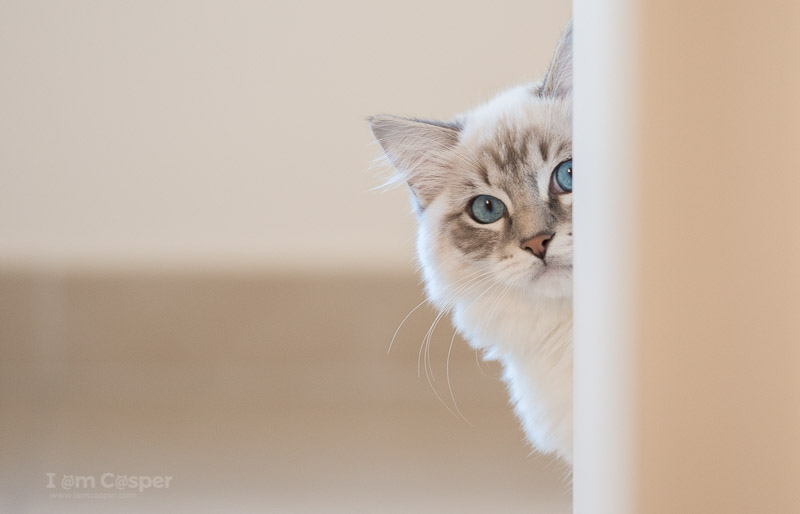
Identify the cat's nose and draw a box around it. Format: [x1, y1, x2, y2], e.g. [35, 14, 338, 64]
[522, 233, 554, 260]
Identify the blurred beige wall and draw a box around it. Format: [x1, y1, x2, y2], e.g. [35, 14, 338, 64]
[0, 0, 571, 272]
[574, 1, 800, 513]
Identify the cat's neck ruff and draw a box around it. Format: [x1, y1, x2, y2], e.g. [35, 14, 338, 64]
[453, 287, 572, 359]
[453, 288, 574, 461]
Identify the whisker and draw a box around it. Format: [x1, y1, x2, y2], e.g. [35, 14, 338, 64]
[389, 298, 428, 355]
[421, 310, 446, 381]
[446, 327, 472, 424]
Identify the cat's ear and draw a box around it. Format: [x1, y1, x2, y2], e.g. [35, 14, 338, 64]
[539, 19, 573, 98]
[368, 115, 460, 209]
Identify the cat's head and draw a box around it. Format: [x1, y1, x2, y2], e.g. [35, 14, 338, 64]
[370, 22, 572, 311]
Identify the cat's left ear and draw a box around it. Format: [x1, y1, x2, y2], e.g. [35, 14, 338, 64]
[540, 18, 573, 98]
[368, 115, 460, 209]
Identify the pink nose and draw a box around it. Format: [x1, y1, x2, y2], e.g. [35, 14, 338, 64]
[522, 233, 553, 260]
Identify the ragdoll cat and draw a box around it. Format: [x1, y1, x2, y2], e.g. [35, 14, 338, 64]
[369, 21, 573, 462]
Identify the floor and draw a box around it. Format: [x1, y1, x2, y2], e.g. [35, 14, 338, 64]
[0, 270, 572, 513]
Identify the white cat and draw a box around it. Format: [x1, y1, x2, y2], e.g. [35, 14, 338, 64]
[370, 21, 573, 462]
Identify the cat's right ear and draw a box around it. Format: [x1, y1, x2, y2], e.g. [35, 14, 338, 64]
[368, 115, 460, 210]
[539, 18, 573, 98]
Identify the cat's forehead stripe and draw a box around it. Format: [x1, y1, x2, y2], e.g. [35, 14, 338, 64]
[489, 127, 532, 170]
[476, 164, 492, 187]
[556, 140, 570, 158]
[538, 138, 550, 162]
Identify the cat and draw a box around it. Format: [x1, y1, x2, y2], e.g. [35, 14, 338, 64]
[369, 20, 574, 463]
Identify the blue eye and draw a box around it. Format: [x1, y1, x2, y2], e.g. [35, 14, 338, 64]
[552, 159, 572, 194]
[469, 195, 506, 224]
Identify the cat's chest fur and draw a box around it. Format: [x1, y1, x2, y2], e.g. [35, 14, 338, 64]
[452, 290, 573, 461]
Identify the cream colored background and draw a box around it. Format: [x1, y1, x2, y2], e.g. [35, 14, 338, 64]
[1, 1, 573, 512]
[574, 1, 800, 512]
[0, 0, 570, 271]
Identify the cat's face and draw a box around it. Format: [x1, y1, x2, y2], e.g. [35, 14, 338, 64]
[434, 91, 572, 303]
[370, 23, 572, 309]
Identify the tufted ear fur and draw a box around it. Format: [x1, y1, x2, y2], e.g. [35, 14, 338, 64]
[539, 19, 573, 98]
[368, 115, 461, 210]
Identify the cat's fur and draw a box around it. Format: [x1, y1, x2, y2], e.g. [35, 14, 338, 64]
[369, 21, 573, 462]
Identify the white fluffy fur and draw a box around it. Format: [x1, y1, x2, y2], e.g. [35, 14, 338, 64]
[421, 223, 573, 461]
[371, 21, 574, 463]
[415, 145, 573, 463]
